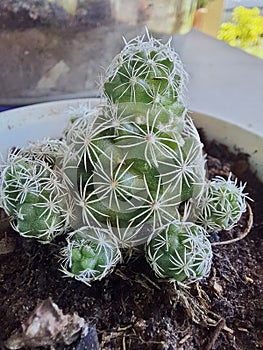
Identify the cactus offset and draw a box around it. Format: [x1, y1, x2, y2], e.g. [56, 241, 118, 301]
[60, 226, 121, 285]
[0, 140, 71, 242]
[196, 173, 249, 232]
[146, 221, 212, 284]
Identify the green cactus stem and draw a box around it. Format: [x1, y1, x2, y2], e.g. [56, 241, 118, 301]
[146, 221, 213, 284]
[103, 34, 188, 119]
[196, 173, 249, 232]
[0, 142, 71, 242]
[62, 103, 206, 247]
[60, 226, 121, 285]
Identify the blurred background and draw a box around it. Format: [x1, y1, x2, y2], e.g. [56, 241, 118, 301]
[0, 0, 262, 107]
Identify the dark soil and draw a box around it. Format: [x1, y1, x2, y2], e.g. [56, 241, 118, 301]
[0, 138, 262, 350]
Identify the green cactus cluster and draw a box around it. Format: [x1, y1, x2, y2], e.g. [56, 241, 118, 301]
[0, 33, 250, 285]
[0, 140, 71, 242]
[146, 221, 212, 283]
[196, 174, 248, 232]
[60, 226, 121, 285]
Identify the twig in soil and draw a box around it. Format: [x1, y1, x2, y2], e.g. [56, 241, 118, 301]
[209, 267, 224, 296]
[115, 269, 160, 291]
[204, 318, 226, 350]
[178, 333, 191, 345]
[122, 333, 126, 350]
[237, 327, 249, 332]
[100, 330, 124, 348]
[134, 275, 156, 290]
[121, 297, 127, 314]
[100, 327, 136, 350]
[196, 282, 211, 307]
[0, 233, 16, 255]
[140, 273, 161, 290]
[174, 284, 217, 326]
[138, 335, 165, 347]
[211, 202, 253, 246]
[115, 269, 131, 281]
[173, 283, 234, 336]
[117, 325, 133, 331]
[206, 311, 234, 334]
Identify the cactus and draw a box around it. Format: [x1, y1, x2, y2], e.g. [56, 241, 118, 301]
[55, 34, 210, 283]
[0, 32, 251, 286]
[60, 226, 121, 285]
[196, 174, 249, 232]
[62, 34, 206, 247]
[0, 140, 71, 242]
[146, 221, 212, 284]
[62, 101, 206, 244]
[102, 34, 188, 142]
[103, 34, 187, 106]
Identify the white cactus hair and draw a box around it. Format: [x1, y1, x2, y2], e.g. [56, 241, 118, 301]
[60, 226, 121, 285]
[0, 142, 72, 242]
[106, 217, 150, 248]
[146, 221, 213, 285]
[103, 30, 189, 106]
[197, 173, 250, 231]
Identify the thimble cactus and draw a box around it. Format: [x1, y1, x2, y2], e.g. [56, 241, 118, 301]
[62, 34, 206, 247]
[103, 34, 188, 115]
[62, 103, 206, 244]
[146, 221, 212, 284]
[0, 140, 71, 242]
[60, 226, 121, 285]
[102, 34, 189, 145]
[0, 32, 251, 287]
[196, 174, 249, 232]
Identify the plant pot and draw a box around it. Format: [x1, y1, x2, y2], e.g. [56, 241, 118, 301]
[0, 99, 262, 349]
[1, 99, 262, 181]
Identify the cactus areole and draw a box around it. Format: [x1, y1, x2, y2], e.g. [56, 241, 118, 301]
[0, 33, 250, 285]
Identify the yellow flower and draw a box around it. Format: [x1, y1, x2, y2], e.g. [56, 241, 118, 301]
[218, 6, 263, 48]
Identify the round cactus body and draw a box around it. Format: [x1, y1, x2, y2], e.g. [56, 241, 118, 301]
[103, 35, 188, 117]
[0, 143, 71, 242]
[146, 221, 213, 284]
[60, 35, 206, 247]
[60, 227, 121, 285]
[196, 174, 249, 232]
[62, 103, 206, 247]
